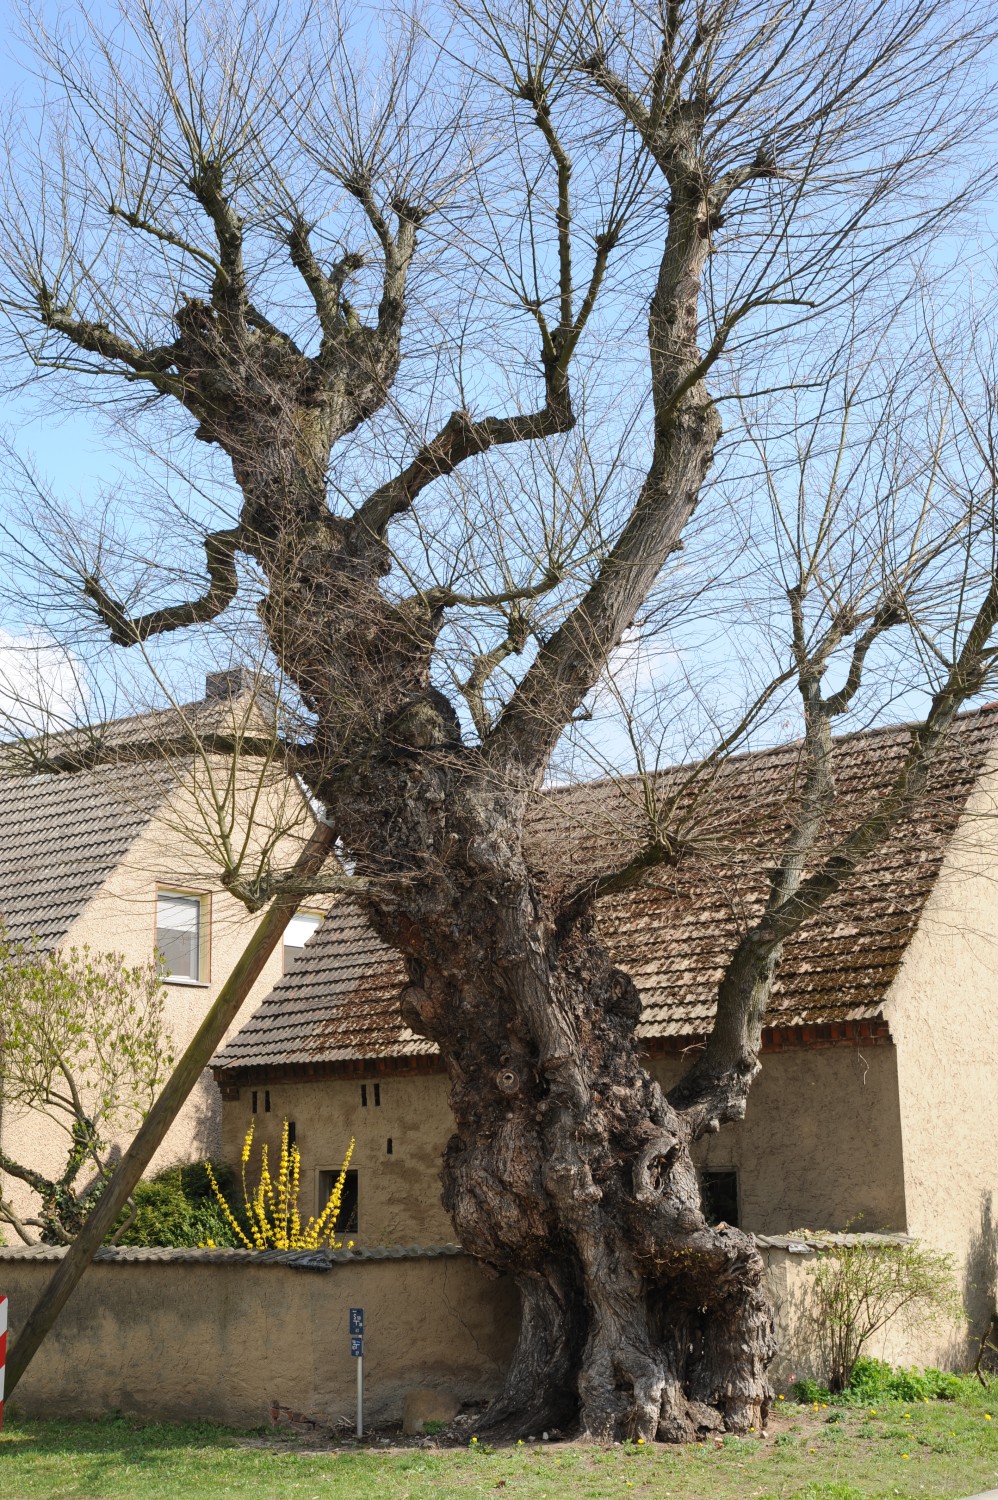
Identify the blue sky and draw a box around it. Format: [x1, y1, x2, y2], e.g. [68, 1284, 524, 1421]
[1, 0, 996, 779]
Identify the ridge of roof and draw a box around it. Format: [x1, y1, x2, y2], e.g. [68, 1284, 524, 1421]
[0, 687, 277, 776]
[540, 700, 998, 799]
[215, 705, 998, 1074]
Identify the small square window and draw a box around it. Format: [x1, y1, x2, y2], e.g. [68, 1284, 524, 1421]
[701, 1169, 739, 1228]
[283, 911, 323, 973]
[156, 890, 208, 982]
[317, 1168, 359, 1235]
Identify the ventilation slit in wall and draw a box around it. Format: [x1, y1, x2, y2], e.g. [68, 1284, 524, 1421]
[264, 1089, 271, 1113]
[288, 1121, 297, 1147]
[360, 1084, 368, 1107]
[386, 1138, 393, 1155]
[373, 1082, 381, 1107]
[251, 1090, 258, 1114]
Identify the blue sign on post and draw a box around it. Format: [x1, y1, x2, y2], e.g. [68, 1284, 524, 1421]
[349, 1309, 366, 1437]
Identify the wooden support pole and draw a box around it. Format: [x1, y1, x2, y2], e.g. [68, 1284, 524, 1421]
[3, 820, 337, 1399]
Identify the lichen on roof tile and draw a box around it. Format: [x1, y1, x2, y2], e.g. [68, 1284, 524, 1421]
[213, 706, 998, 1073]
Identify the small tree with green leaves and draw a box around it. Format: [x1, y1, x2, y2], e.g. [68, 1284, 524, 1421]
[0, 933, 173, 1244]
[803, 1235, 965, 1391]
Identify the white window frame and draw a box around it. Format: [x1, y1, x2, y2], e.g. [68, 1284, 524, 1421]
[283, 909, 323, 974]
[155, 887, 211, 986]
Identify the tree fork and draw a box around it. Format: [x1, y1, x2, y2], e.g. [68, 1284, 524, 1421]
[3, 820, 336, 1399]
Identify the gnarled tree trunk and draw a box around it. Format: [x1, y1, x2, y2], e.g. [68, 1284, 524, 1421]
[323, 743, 776, 1442]
[28, 0, 989, 1441]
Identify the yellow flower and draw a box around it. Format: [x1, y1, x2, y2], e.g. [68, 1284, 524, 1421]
[636, 1437, 645, 1445]
[209, 1124, 354, 1253]
[777, 1394, 785, 1401]
[986, 1414, 993, 1421]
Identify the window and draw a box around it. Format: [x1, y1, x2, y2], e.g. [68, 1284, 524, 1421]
[283, 911, 322, 973]
[700, 1169, 739, 1228]
[318, 1168, 359, 1234]
[156, 890, 208, 982]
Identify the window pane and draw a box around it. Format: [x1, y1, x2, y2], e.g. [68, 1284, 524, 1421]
[283, 912, 322, 972]
[157, 893, 201, 980]
[701, 1169, 739, 1228]
[318, 1168, 359, 1234]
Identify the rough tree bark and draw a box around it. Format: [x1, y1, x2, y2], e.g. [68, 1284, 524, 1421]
[78, 164, 776, 1436]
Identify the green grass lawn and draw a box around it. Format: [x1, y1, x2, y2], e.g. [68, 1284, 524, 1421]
[2, 1390, 998, 1500]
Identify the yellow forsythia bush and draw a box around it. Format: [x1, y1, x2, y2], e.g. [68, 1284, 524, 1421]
[203, 1118, 355, 1251]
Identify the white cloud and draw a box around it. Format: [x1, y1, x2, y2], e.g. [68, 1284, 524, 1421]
[0, 630, 88, 736]
[593, 627, 682, 709]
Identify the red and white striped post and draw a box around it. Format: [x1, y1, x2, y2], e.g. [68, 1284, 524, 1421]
[0, 1295, 7, 1431]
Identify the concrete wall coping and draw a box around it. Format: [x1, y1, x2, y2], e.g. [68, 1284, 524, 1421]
[0, 1231, 912, 1268]
[0, 1241, 468, 1267]
[754, 1232, 914, 1253]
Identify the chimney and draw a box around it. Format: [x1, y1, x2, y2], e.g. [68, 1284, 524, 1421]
[204, 667, 259, 701]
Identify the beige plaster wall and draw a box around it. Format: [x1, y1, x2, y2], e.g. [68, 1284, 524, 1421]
[1, 757, 322, 1229]
[0, 1242, 959, 1428]
[653, 1045, 907, 1236]
[220, 1074, 457, 1246]
[885, 758, 998, 1344]
[220, 1044, 906, 1249]
[1, 1249, 519, 1427]
[766, 1243, 966, 1384]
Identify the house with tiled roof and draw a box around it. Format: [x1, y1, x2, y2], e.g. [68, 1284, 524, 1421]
[0, 670, 324, 1237]
[213, 705, 998, 1333]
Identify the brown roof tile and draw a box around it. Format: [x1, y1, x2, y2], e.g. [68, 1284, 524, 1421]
[213, 706, 998, 1073]
[0, 759, 174, 946]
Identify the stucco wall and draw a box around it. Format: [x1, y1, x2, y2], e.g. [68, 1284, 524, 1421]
[886, 757, 998, 1344]
[764, 1239, 965, 1383]
[219, 1073, 457, 1246]
[221, 1043, 906, 1249]
[653, 1044, 907, 1236]
[0, 1238, 960, 1429]
[1, 757, 321, 1227]
[0, 1246, 518, 1427]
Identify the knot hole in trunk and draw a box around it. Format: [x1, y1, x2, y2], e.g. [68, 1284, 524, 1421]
[632, 1130, 680, 1203]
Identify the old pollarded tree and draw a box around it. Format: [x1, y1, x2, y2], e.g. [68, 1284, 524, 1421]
[2, 0, 998, 1442]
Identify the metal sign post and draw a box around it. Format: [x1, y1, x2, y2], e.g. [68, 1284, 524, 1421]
[0, 1294, 7, 1432]
[350, 1308, 364, 1437]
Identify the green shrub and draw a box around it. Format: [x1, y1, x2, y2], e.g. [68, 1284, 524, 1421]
[847, 1357, 962, 1403]
[793, 1358, 965, 1407]
[801, 1233, 964, 1390]
[112, 1162, 245, 1248]
[793, 1377, 832, 1404]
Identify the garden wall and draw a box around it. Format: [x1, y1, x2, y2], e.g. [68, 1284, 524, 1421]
[0, 1235, 968, 1429]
